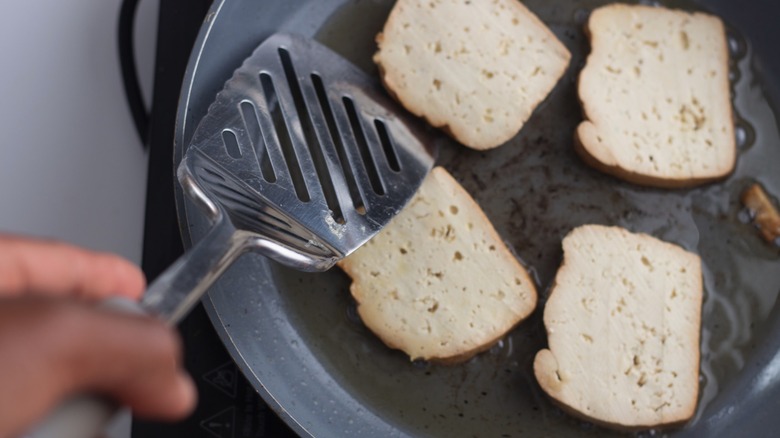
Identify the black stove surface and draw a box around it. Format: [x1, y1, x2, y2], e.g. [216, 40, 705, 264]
[134, 1, 297, 436]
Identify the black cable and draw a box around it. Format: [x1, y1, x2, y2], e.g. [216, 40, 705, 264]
[118, 0, 150, 148]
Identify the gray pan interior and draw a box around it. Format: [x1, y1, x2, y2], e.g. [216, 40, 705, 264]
[172, 0, 780, 436]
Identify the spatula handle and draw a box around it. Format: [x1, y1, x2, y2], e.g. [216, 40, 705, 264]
[141, 216, 247, 324]
[26, 395, 119, 438]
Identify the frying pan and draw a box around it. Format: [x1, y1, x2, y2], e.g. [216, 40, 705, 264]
[172, 0, 780, 436]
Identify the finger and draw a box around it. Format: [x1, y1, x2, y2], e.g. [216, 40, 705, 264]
[0, 298, 195, 437]
[0, 234, 146, 300]
[53, 302, 197, 420]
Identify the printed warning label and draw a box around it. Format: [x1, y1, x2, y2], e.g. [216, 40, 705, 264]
[203, 361, 239, 399]
[200, 406, 236, 438]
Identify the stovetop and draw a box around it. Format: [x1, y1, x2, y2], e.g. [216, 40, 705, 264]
[133, 1, 297, 436]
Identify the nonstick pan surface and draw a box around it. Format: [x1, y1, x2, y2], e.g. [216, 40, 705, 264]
[172, 0, 780, 436]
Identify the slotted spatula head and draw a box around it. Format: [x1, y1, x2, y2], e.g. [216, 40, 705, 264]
[179, 33, 436, 272]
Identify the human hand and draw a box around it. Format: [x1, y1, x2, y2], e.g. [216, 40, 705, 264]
[0, 234, 196, 437]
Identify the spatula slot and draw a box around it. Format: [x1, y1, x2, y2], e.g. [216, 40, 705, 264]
[221, 129, 242, 159]
[343, 96, 385, 197]
[311, 73, 367, 216]
[373, 119, 401, 172]
[260, 71, 311, 202]
[278, 48, 344, 224]
[239, 101, 277, 183]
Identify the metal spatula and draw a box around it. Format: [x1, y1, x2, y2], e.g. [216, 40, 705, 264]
[30, 32, 436, 438]
[142, 32, 436, 323]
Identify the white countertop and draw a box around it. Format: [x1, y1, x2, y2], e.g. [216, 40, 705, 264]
[0, 0, 159, 264]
